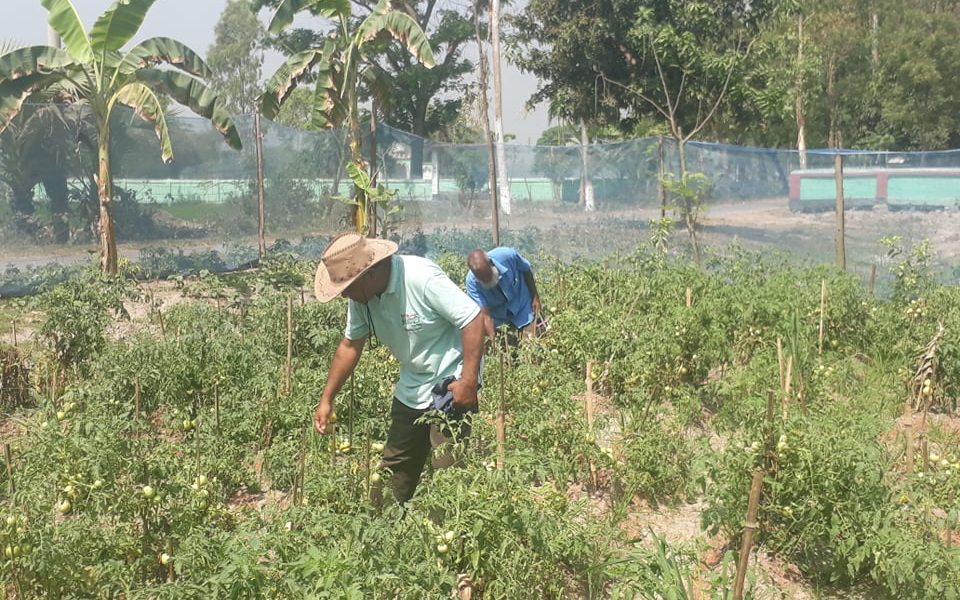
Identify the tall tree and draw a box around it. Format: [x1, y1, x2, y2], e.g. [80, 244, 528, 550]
[377, 1, 474, 179]
[207, 0, 265, 116]
[0, 0, 241, 273]
[255, 0, 474, 178]
[513, 0, 636, 211]
[259, 0, 435, 234]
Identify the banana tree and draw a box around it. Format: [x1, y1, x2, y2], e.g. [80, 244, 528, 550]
[260, 0, 434, 233]
[0, 0, 241, 274]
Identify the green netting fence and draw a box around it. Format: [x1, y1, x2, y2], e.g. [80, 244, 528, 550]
[3, 103, 960, 295]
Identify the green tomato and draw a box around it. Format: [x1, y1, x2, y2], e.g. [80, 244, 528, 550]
[159, 553, 172, 566]
[57, 500, 72, 515]
[436, 543, 449, 554]
[142, 485, 156, 499]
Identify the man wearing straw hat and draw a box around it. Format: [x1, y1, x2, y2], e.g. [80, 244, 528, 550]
[313, 232, 484, 504]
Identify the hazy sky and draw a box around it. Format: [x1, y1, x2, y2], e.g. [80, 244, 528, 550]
[1, 0, 551, 142]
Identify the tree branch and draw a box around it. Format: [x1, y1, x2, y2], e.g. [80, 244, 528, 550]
[598, 72, 672, 123]
[685, 34, 756, 142]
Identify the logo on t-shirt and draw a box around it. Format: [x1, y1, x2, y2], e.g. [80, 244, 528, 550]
[401, 313, 423, 332]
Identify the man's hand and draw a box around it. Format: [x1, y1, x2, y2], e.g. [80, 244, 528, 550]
[531, 294, 542, 317]
[314, 399, 336, 434]
[448, 379, 478, 410]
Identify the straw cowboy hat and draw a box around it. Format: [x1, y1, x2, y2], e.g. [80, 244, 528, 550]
[313, 233, 398, 302]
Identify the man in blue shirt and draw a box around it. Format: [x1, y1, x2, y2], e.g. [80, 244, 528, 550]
[465, 247, 542, 340]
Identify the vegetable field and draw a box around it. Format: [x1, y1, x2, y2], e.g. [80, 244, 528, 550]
[1, 237, 959, 599]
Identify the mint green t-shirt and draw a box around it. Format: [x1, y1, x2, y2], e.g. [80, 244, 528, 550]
[345, 255, 481, 409]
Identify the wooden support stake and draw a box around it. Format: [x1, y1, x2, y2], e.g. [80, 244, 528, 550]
[733, 469, 765, 600]
[285, 295, 294, 395]
[214, 382, 221, 433]
[496, 342, 506, 471]
[4, 443, 14, 497]
[295, 424, 308, 506]
[134, 378, 141, 420]
[818, 279, 827, 355]
[783, 355, 793, 417]
[10, 320, 16, 348]
[349, 375, 355, 445]
[685, 287, 693, 308]
[904, 400, 915, 475]
[869, 264, 877, 297]
[776, 337, 785, 393]
[585, 361, 596, 430]
[585, 361, 598, 489]
[364, 425, 371, 502]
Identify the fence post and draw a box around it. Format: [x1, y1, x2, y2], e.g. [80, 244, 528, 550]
[834, 149, 846, 270]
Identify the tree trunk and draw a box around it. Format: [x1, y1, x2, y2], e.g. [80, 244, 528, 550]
[347, 67, 366, 234]
[40, 170, 70, 243]
[579, 119, 594, 212]
[97, 118, 118, 274]
[409, 105, 427, 180]
[677, 137, 702, 267]
[9, 183, 35, 217]
[490, 0, 511, 215]
[476, 0, 499, 245]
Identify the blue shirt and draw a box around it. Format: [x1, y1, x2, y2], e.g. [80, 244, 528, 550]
[345, 255, 480, 409]
[465, 247, 535, 329]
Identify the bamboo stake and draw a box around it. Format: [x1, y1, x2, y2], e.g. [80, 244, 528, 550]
[294, 423, 308, 506]
[733, 469, 765, 600]
[585, 361, 598, 490]
[685, 287, 693, 308]
[496, 341, 506, 471]
[363, 425, 371, 503]
[134, 378, 141, 420]
[869, 264, 877, 297]
[776, 337, 785, 393]
[214, 381, 221, 433]
[194, 417, 201, 480]
[818, 279, 827, 355]
[904, 399, 915, 475]
[166, 540, 175, 582]
[285, 295, 294, 395]
[349, 375, 355, 446]
[4, 443, 14, 497]
[783, 355, 793, 417]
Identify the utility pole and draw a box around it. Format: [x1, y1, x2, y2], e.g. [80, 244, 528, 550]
[490, 0, 511, 216]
